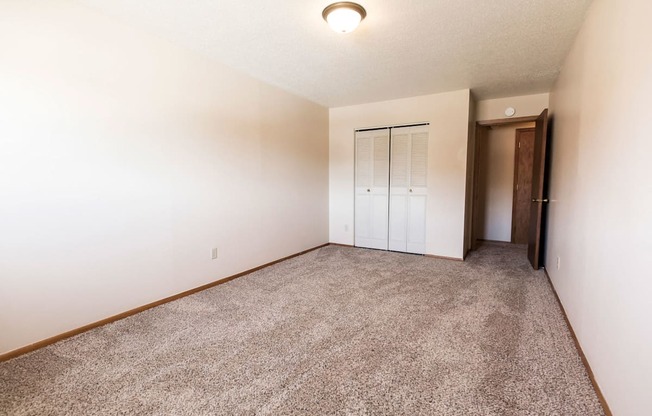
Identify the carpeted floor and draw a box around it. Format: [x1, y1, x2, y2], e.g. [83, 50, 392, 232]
[0, 244, 604, 415]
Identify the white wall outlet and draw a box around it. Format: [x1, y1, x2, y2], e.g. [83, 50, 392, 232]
[557, 256, 561, 270]
[211, 248, 218, 260]
[344, 224, 349, 232]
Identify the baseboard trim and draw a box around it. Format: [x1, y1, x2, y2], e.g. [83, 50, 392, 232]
[543, 268, 613, 416]
[0, 243, 329, 362]
[328, 242, 354, 248]
[478, 239, 515, 245]
[424, 254, 464, 262]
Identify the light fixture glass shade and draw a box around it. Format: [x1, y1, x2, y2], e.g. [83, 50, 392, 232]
[323, 2, 366, 33]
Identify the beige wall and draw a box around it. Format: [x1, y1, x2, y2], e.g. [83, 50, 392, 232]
[546, 0, 652, 414]
[478, 123, 534, 242]
[0, 1, 329, 355]
[476, 93, 549, 121]
[329, 90, 471, 259]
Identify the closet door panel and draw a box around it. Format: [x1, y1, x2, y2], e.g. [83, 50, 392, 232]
[388, 126, 428, 254]
[373, 135, 390, 189]
[410, 133, 428, 186]
[354, 134, 372, 246]
[371, 194, 389, 242]
[389, 131, 409, 252]
[355, 125, 427, 254]
[406, 195, 427, 254]
[406, 128, 428, 254]
[388, 194, 407, 251]
[355, 129, 389, 250]
[370, 133, 389, 247]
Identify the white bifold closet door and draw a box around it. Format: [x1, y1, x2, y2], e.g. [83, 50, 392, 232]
[354, 129, 390, 250]
[389, 126, 428, 254]
[355, 125, 428, 253]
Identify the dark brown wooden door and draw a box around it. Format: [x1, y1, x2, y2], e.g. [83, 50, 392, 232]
[527, 109, 549, 269]
[511, 128, 535, 244]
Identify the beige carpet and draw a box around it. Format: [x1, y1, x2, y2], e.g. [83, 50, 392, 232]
[0, 244, 604, 415]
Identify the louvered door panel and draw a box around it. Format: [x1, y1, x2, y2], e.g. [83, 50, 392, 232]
[406, 128, 428, 254]
[391, 134, 409, 187]
[410, 133, 428, 187]
[389, 126, 428, 254]
[354, 129, 389, 250]
[389, 132, 409, 252]
[355, 137, 372, 188]
[355, 125, 427, 254]
[374, 135, 389, 188]
[405, 126, 428, 254]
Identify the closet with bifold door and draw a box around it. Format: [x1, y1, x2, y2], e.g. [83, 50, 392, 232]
[354, 124, 429, 254]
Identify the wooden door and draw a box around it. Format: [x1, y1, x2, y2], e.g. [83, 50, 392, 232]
[355, 129, 390, 250]
[527, 109, 549, 269]
[389, 126, 428, 254]
[511, 128, 535, 244]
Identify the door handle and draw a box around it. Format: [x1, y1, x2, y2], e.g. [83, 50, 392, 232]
[531, 198, 549, 203]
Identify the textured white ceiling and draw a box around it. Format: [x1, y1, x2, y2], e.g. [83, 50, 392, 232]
[79, 0, 593, 107]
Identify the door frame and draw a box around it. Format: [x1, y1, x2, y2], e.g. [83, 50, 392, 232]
[470, 115, 539, 250]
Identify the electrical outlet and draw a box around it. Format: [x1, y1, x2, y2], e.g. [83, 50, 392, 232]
[344, 224, 349, 232]
[556, 256, 561, 270]
[211, 248, 218, 260]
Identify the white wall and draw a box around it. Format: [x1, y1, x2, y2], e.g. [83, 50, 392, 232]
[546, 0, 652, 414]
[0, 1, 329, 355]
[476, 93, 549, 121]
[329, 90, 471, 259]
[479, 123, 534, 242]
[481, 126, 515, 241]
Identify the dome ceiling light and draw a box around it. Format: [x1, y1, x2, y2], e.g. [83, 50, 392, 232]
[322, 2, 367, 34]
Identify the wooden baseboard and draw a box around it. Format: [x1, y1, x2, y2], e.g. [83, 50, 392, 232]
[328, 242, 354, 248]
[425, 254, 464, 262]
[0, 243, 329, 362]
[543, 268, 612, 416]
[477, 239, 515, 246]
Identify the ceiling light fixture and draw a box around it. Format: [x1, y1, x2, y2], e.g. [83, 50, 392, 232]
[322, 2, 367, 34]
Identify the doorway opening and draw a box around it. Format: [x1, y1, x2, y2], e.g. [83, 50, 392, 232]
[470, 110, 549, 269]
[474, 122, 534, 244]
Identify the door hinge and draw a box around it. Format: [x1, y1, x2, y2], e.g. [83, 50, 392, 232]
[518, 141, 521, 149]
